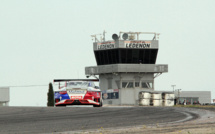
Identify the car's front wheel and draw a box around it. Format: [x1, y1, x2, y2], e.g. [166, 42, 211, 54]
[55, 105, 66, 107]
[93, 99, 103, 107]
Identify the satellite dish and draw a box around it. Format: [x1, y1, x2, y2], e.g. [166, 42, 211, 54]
[122, 33, 128, 40]
[129, 34, 135, 40]
[112, 34, 119, 41]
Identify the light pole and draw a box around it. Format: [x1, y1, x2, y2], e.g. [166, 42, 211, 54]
[171, 85, 176, 93]
[177, 89, 182, 104]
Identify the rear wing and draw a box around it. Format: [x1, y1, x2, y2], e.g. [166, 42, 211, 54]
[54, 79, 99, 82]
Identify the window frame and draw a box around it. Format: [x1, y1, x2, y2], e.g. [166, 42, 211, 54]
[121, 81, 134, 88]
[141, 81, 153, 89]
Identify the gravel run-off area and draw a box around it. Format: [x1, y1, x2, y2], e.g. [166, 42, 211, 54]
[67, 106, 215, 134]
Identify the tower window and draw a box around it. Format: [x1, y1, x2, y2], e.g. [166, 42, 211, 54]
[135, 82, 139, 87]
[141, 82, 153, 88]
[122, 81, 134, 88]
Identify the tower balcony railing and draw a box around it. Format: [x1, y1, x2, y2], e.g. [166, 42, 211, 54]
[85, 64, 168, 75]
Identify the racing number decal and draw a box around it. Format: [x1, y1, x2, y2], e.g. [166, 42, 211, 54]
[71, 96, 83, 99]
[68, 90, 85, 94]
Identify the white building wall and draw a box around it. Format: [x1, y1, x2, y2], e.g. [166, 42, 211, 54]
[0, 87, 10, 106]
[176, 91, 211, 104]
[0, 87, 10, 101]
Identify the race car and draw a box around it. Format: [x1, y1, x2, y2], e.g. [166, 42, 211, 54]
[54, 79, 103, 107]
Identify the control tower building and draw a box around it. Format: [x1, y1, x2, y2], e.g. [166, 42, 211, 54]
[85, 32, 168, 105]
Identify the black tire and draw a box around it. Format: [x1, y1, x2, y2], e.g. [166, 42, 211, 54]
[100, 100, 103, 107]
[93, 100, 103, 107]
[55, 105, 66, 107]
[93, 105, 99, 107]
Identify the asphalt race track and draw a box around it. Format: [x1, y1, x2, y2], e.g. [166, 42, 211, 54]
[0, 106, 197, 134]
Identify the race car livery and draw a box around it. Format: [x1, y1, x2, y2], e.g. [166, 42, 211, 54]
[54, 79, 102, 107]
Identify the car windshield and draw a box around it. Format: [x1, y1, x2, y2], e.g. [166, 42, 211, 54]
[66, 81, 88, 88]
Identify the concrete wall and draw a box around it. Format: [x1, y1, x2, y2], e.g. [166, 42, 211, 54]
[99, 73, 154, 90]
[120, 88, 152, 105]
[103, 88, 153, 106]
[100, 73, 154, 105]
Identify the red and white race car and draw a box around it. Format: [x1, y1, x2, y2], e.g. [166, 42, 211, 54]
[54, 79, 103, 107]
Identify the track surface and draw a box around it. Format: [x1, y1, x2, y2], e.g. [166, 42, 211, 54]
[0, 106, 194, 134]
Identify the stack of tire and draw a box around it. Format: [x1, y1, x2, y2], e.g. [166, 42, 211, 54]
[152, 93, 162, 106]
[162, 93, 175, 106]
[139, 92, 151, 106]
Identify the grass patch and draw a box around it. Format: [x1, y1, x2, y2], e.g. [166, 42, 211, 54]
[174, 105, 215, 108]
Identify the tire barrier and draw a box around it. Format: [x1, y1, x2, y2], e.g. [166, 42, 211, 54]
[139, 91, 175, 106]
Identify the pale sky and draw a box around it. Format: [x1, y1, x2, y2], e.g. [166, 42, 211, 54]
[0, 0, 214, 106]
